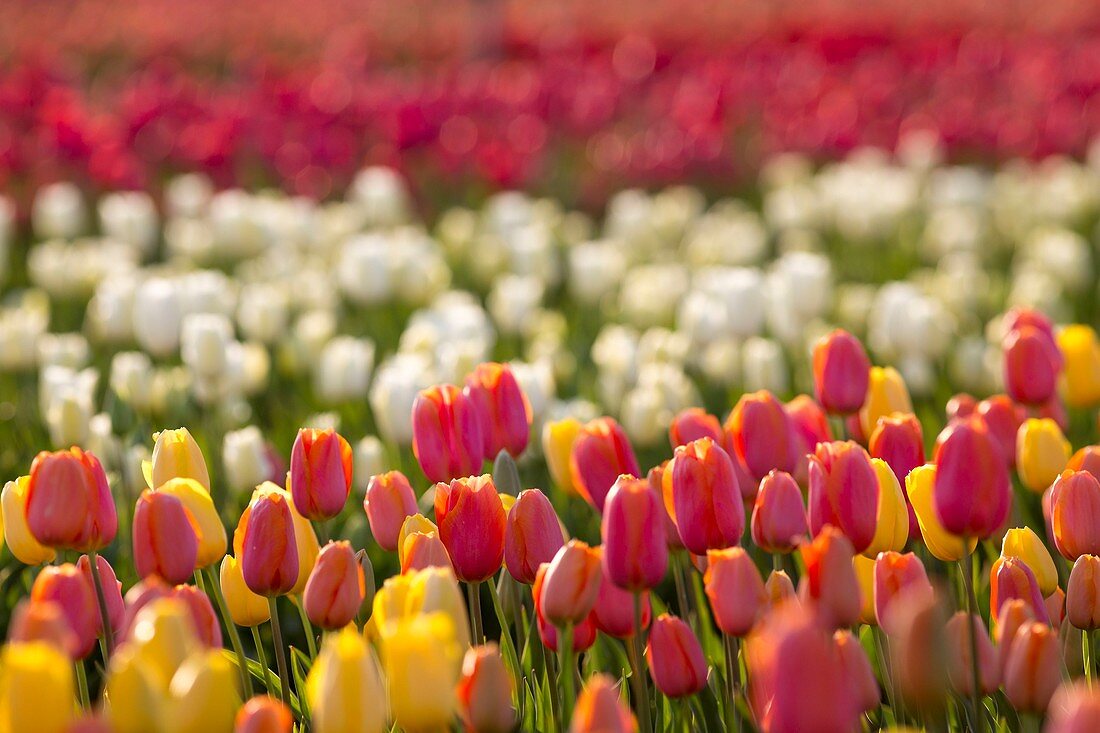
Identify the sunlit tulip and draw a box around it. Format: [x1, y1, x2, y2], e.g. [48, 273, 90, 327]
[234, 483, 319, 595]
[0, 641, 76, 733]
[412, 384, 484, 483]
[1018, 418, 1072, 492]
[456, 644, 516, 733]
[381, 612, 462, 733]
[646, 462, 684, 550]
[1069, 445, 1100, 481]
[30, 563, 97, 658]
[543, 418, 583, 494]
[1004, 325, 1061, 406]
[237, 486, 298, 596]
[799, 526, 860, 629]
[290, 427, 353, 521]
[1067, 555, 1100, 630]
[133, 489, 199, 584]
[905, 464, 976, 561]
[75, 553, 124, 641]
[400, 529, 452, 574]
[668, 437, 744, 554]
[646, 614, 707, 698]
[858, 366, 913, 440]
[2, 477, 55, 564]
[725, 390, 797, 481]
[1050, 469, 1100, 560]
[8, 600, 78, 658]
[868, 413, 924, 539]
[164, 649, 242, 733]
[751, 470, 808, 553]
[1046, 586, 1066, 627]
[863, 457, 909, 557]
[812, 329, 871, 415]
[1003, 622, 1062, 713]
[570, 674, 637, 733]
[220, 555, 270, 627]
[991, 556, 1049, 624]
[364, 471, 418, 552]
[993, 599, 1035, 670]
[873, 552, 933, 635]
[26, 447, 117, 551]
[834, 629, 879, 713]
[234, 696, 293, 733]
[807, 441, 878, 554]
[705, 547, 765, 636]
[1002, 527, 1059, 596]
[888, 592, 948, 714]
[933, 417, 1011, 539]
[668, 407, 724, 450]
[105, 644, 163, 733]
[944, 612, 1000, 697]
[946, 393, 978, 422]
[602, 475, 667, 590]
[532, 563, 598, 652]
[974, 395, 1026, 467]
[569, 417, 641, 513]
[405, 566, 471, 650]
[304, 541, 365, 630]
[464, 362, 531, 458]
[128, 598, 201, 690]
[171, 584, 222, 648]
[306, 626, 388, 733]
[764, 569, 797, 610]
[1059, 325, 1100, 408]
[434, 474, 505, 583]
[504, 489, 564, 584]
[156, 478, 227, 568]
[152, 427, 211, 491]
[852, 554, 876, 625]
[593, 572, 650, 638]
[540, 540, 602, 626]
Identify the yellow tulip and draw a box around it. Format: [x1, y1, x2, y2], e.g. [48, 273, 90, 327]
[306, 626, 388, 733]
[220, 555, 270, 627]
[853, 554, 877, 626]
[1058, 324, 1100, 408]
[105, 644, 163, 733]
[542, 418, 583, 495]
[406, 566, 471, 650]
[1, 477, 55, 565]
[129, 598, 201, 691]
[232, 482, 319, 595]
[381, 612, 462, 733]
[165, 650, 242, 733]
[905, 464, 976, 562]
[0, 641, 75, 733]
[372, 574, 414, 633]
[157, 477, 227, 568]
[396, 514, 438, 570]
[1017, 418, 1071, 493]
[859, 367, 913, 439]
[862, 458, 909, 557]
[152, 428, 211, 492]
[1001, 527, 1059, 597]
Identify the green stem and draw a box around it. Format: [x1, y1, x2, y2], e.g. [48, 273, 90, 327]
[251, 625, 276, 695]
[294, 595, 318, 660]
[959, 549, 984, 733]
[203, 566, 253, 697]
[559, 622, 575, 726]
[672, 553, 693, 625]
[631, 592, 652, 733]
[467, 580, 485, 644]
[1087, 630, 1095, 688]
[723, 633, 741, 733]
[75, 661, 90, 709]
[267, 597, 292, 704]
[87, 551, 115, 661]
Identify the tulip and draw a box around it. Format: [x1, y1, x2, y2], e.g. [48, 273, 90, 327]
[646, 462, 684, 550]
[76, 555, 126, 643]
[434, 474, 506, 583]
[946, 393, 978, 422]
[165, 649, 242, 733]
[535, 595, 598, 653]
[234, 483, 319, 595]
[750, 470, 808, 553]
[1047, 586, 1066, 627]
[1059, 325, 1100, 408]
[1004, 325, 1061, 406]
[569, 417, 641, 513]
[234, 696, 293, 733]
[304, 541, 365, 630]
[975, 394, 1027, 467]
[105, 641, 162, 733]
[464, 362, 532, 458]
[725, 390, 797, 481]
[991, 556, 1049, 624]
[25, 447, 117, 551]
[1048, 683, 1100, 733]
[2, 477, 55, 564]
[152, 427, 211, 491]
[1003, 622, 1062, 713]
[945, 612, 1000, 697]
[764, 569, 797, 610]
[127, 598, 202, 691]
[381, 612, 462, 733]
[646, 614, 707, 698]
[812, 329, 871, 415]
[868, 412, 924, 486]
[7, 600, 78, 658]
[30, 564, 97, 658]
[1050, 469, 1100, 560]
[156, 478, 227, 568]
[401, 528, 453, 574]
[704, 547, 765, 636]
[834, 629, 879, 713]
[405, 566, 471, 650]
[933, 417, 1011, 539]
[570, 674, 638, 733]
[667, 437, 744, 554]
[412, 384, 484, 483]
[1002, 527, 1059, 596]
[905, 464, 976, 561]
[858, 366, 913, 439]
[668, 407, 724, 449]
[504, 489, 564, 584]
[1018, 417, 1072, 492]
[1069, 446, 1100, 483]
[456, 644, 516, 733]
[0, 641, 76, 733]
[602, 475, 667, 591]
[863, 457, 909, 557]
[807, 441, 879, 554]
[994, 599, 1036, 670]
[873, 551, 933, 635]
[852, 554, 876, 625]
[799, 526, 861, 629]
[220, 555, 270, 626]
[305, 626, 388, 733]
[786, 395, 833, 451]
[540, 540, 602, 626]
[133, 489, 200, 584]
[888, 593, 948, 714]
[364, 471, 418, 552]
[289, 427, 353, 521]
[543, 418, 583, 494]
[237, 487, 299, 596]
[371, 574, 415, 632]
[1067, 555, 1100, 630]
[593, 574, 651, 638]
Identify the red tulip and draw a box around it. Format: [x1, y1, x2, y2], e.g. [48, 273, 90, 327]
[77, 554, 124, 641]
[601, 475, 667, 591]
[646, 462, 683, 550]
[1069, 446, 1100, 483]
[786, 395, 833, 484]
[539, 540, 602, 626]
[1003, 622, 1062, 713]
[1004, 306, 1060, 349]
[235, 696, 293, 733]
[798, 526, 861, 629]
[933, 416, 1011, 539]
[505, 489, 564, 584]
[8, 600, 78, 658]
[363, 471, 418, 552]
[704, 547, 765, 636]
[25, 447, 117, 551]
[171, 584, 222, 648]
[1067, 554, 1100, 630]
[133, 489, 199, 585]
[868, 413, 925, 485]
[30, 564, 97, 658]
[667, 437, 744, 554]
[593, 573, 651, 638]
[945, 612, 1000, 697]
[570, 674, 638, 733]
[946, 393, 978, 422]
[725, 390, 798, 481]
[303, 541, 365, 630]
[238, 487, 299, 596]
[991, 556, 1049, 624]
[873, 551, 934, 635]
[456, 644, 517, 733]
[1004, 325, 1061, 406]
[1050, 469, 1100, 560]
[289, 427, 353, 521]
[812, 329, 871, 415]
[807, 441, 879, 553]
[646, 614, 707, 698]
[464, 362, 532, 459]
[668, 408, 724, 449]
[834, 629, 879, 713]
[976, 395, 1026, 467]
[533, 563, 598, 653]
[1046, 683, 1100, 733]
[412, 384, 484, 483]
[570, 418, 641, 514]
[751, 470, 808, 553]
[434, 474, 506, 583]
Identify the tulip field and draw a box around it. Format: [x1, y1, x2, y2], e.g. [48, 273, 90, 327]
[9, 2, 1100, 733]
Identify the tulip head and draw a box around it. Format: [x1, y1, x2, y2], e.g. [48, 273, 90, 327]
[26, 447, 117, 551]
[799, 526, 861, 629]
[863, 457, 909, 557]
[464, 361, 532, 458]
[1003, 621, 1062, 713]
[933, 417, 1011, 539]
[219, 555, 270, 627]
[1004, 325, 1061, 406]
[0, 641, 76, 733]
[807, 441, 879, 554]
[76, 554, 124, 641]
[540, 540, 602, 626]
[30, 563, 98, 659]
[1050, 469, 1100, 560]
[543, 418, 583, 494]
[601, 475, 667, 591]
[456, 644, 516, 733]
[704, 547, 765, 637]
[1001, 526, 1059, 596]
[1046, 682, 1100, 733]
[905, 464, 976, 561]
[991, 556, 1049, 624]
[750, 470, 808, 554]
[304, 541, 366, 630]
[1067, 555, 1100, 630]
[364, 471, 419, 552]
[1069, 446, 1100, 482]
[646, 614, 707, 698]
[412, 384, 484, 483]
[569, 417, 641, 513]
[852, 554, 876, 625]
[872, 551, 934, 635]
[155, 478, 226, 568]
[725, 390, 797, 481]
[235, 696, 293, 733]
[764, 569, 797, 610]
[592, 570, 651, 639]
[8, 600, 79, 659]
[434, 474, 505, 583]
[133, 489, 199, 585]
[668, 407, 724, 449]
[812, 329, 871, 415]
[944, 612, 1000, 697]
[976, 395, 1027, 467]
[668, 438, 744, 554]
[858, 366, 913, 439]
[151, 428, 210, 491]
[164, 649, 242, 733]
[306, 625, 389, 733]
[381, 612, 462, 733]
[237, 486, 299, 596]
[868, 412, 925, 486]
[570, 674, 638, 733]
[504, 488, 564, 584]
[1017, 417, 1072, 492]
[289, 427, 353, 521]
[2, 476, 55, 564]
[1058, 325, 1100, 408]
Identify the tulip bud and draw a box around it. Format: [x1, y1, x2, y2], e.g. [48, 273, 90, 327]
[381, 613, 462, 733]
[133, 490, 199, 585]
[933, 417, 1011, 539]
[945, 612, 1000, 697]
[812, 329, 871, 415]
[171, 584, 222, 648]
[543, 418, 583, 494]
[704, 547, 765, 636]
[1002, 526, 1059, 596]
[30, 564, 98, 659]
[234, 696, 293, 733]
[993, 598, 1035, 670]
[534, 566, 598, 653]
[668, 438, 744, 554]
[8, 600, 78, 658]
[871, 551, 933, 636]
[668, 408, 724, 449]
[764, 569, 797, 610]
[991, 556, 1049, 624]
[505, 489, 564, 584]
[786, 395, 832, 452]
[364, 471, 418, 552]
[2, 477, 55, 564]
[434, 474, 506, 583]
[1047, 682, 1100, 733]
[1067, 555, 1100, 630]
[405, 566, 471, 649]
[1018, 418, 1072, 493]
[127, 597, 201, 690]
[290, 428, 353, 521]
[1059, 325, 1100, 408]
[1050, 469, 1100, 560]
[400, 529, 452, 575]
[156, 478, 227, 568]
[0, 641, 76, 733]
[1003, 622, 1062, 713]
[237, 487, 299, 596]
[905, 464, 976, 561]
[750, 470, 808, 554]
[646, 614, 707, 698]
[592, 568, 651, 639]
[975, 395, 1026, 467]
[888, 593, 948, 714]
[570, 417, 641, 513]
[1047, 586, 1066, 627]
[863, 457, 909, 557]
[151, 427, 211, 491]
[1069, 446, 1100, 482]
[799, 526, 861, 629]
[412, 384, 484, 483]
[464, 362, 532, 459]
[646, 462, 684, 551]
[105, 642, 164, 733]
[1004, 325, 1061, 406]
[165, 649, 242, 733]
[219, 555, 270, 627]
[457, 644, 516, 733]
[858, 366, 913, 440]
[306, 626, 388, 733]
[570, 674, 637, 733]
[304, 541, 366, 630]
[602, 475, 667, 591]
[26, 447, 117, 551]
[539, 540, 602, 627]
[807, 441, 879, 554]
[725, 390, 797, 481]
[868, 412, 924, 487]
[946, 393, 978, 422]
[834, 629, 879, 713]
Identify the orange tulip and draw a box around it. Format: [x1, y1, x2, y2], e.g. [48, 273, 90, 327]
[1003, 621, 1062, 713]
[602, 475, 667, 591]
[807, 441, 879, 553]
[798, 526, 861, 630]
[991, 556, 1049, 624]
[569, 674, 638, 733]
[412, 384, 484, 483]
[933, 416, 1011, 539]
[944, 612, 1000, 696]
[646, 614, 707, 698]
[725, 390, 797, 481]
[363, 470, 418, 552]
[994, 598, 1036, 671]
[456, 644, 516, 733]
[873, 551, 933, 635]
[704, 547, 765, 637]
[504, 489, 564, 585]
[132, 489, 199, 585]
[434, 474, 505, 583]
[1068, 445, 1100, 482]
[30, 564, 97, 658]
[750, 470, 807, 554]
[7, 600, 78, 658]
[1067, 554, 1100, 630]
[668, 407, 724, 450]
[812, 329, 871, 415]
[25, 447, 117, 551]
[238, 487, 299, 596]
[1050, 469, 1100, 560]
[834, 629, 879, 713]
[539, 540, 602, 626]
[400, 530, 452, 574]
[234, 696, 293, 733]
[464, 362, 532, 459]
[667, 437, 744, 554]
[303, 541, 365, 630]
[764, 569, 797, 611]
[569, 417, 640, 514]
[888, 593, 948, 713]
[289, 427, 353, 521]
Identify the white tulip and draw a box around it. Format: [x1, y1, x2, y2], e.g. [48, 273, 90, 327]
[32, 182, 85, 239]
[165, 173, 213, 218]
[99, 191, 158, 257]
[237, 284, 289, 344]
[133, 278, 183, 357]
[315, 336, 375, 404]
[223, 426, 271, 494]
[742, 337, 789, 394]
[348, 166, 410, 227]
[369, 354, 436, 445]
[110, 352, 156, 413]
[181, 313, 234, 377]
[354, 436, 387, 485]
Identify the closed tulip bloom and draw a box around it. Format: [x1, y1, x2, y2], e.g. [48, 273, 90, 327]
[853, 554, 876, 625]
[725, 390, 797, 481]
[1051, 470, 1100, 560]
[434, 474, 505, 583]
[569, 417, 641, 513]
[0, 641, 76, 733]
[812, 329, 871, 415]
[858, 366, 913, 440]
[946, 393, 978, 422]
[540, 540, 602, 626]
[1047, 586, 1066, 627]
[570, 674, 637, 733]
[593, 572, 651, 638]
[505, 489, 564, 584]
[26, 447, 117, 551]
[1018, 418, 1072, 492]
[304, 541, 365, 630]
[8, 600, 78, 658]
[868, 413, 924, 486]
[889, 593, 948, 714]
[1002, 527, 1059, 596]
[933, 417, 1011, 539]
[127, 598, 201, 690]
[405, 566, 472, 650]
[704, 547, 765, 636]
[306, 626, 388, 733]
[1004, 325, 1061, 406]
[799, 526, 861, 629]
[534, 562, 599, 652]
[834, 629, 879, 713]
[152, 428, 211, 491]
[905, 464, 976, 561]
[786, 395, 833, 452]
[863, 457, 909, 557]
[456, 644, 516, 733]
[751, 470, 808, 553]
[364, 471, 418, 552]
[764, 569, 797, 610]
[807, 441, 879, 554]
[400, 529, 452, 574]
[873, 552, 934, 635]
[79, 555, 125, 643]
[994, 599, 1036, 670]
[234, 696, 293, 733]
[668, 438, 744, 554]
[165, 649, 242, 733]
[602, 475, 667, 590]
[945, 612, 1000, 697]
[220, 555, 270, 626]
[668, 407, 724, 449]
[1067, 555, 1100, 630]
[30, 564, 97, 658]
[105, 643, 162, 733]
[171, 584, 222, 648]
[1059, 325, 1100, 408]
[238, 487, 299, 596]
[646, 614, 707, 698]
[156, 478, 227, 568]
[991, 556, 1049, 624]
[412, 384, 484, 484]
[976, 395, 1027, 467]
[290, 428, 353, 521]
[133, 490, 200, 585]
[1069, 446, 1100, 482]
[2, 477, 55, 564]
[381, 612, 462, 733]
[543, 418, 583, 494]
[1003, 622, 1062, 713]
[1047, 683, 1100, 733]
[464, 362, 532, 458]
[647, 462, 684, 551]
